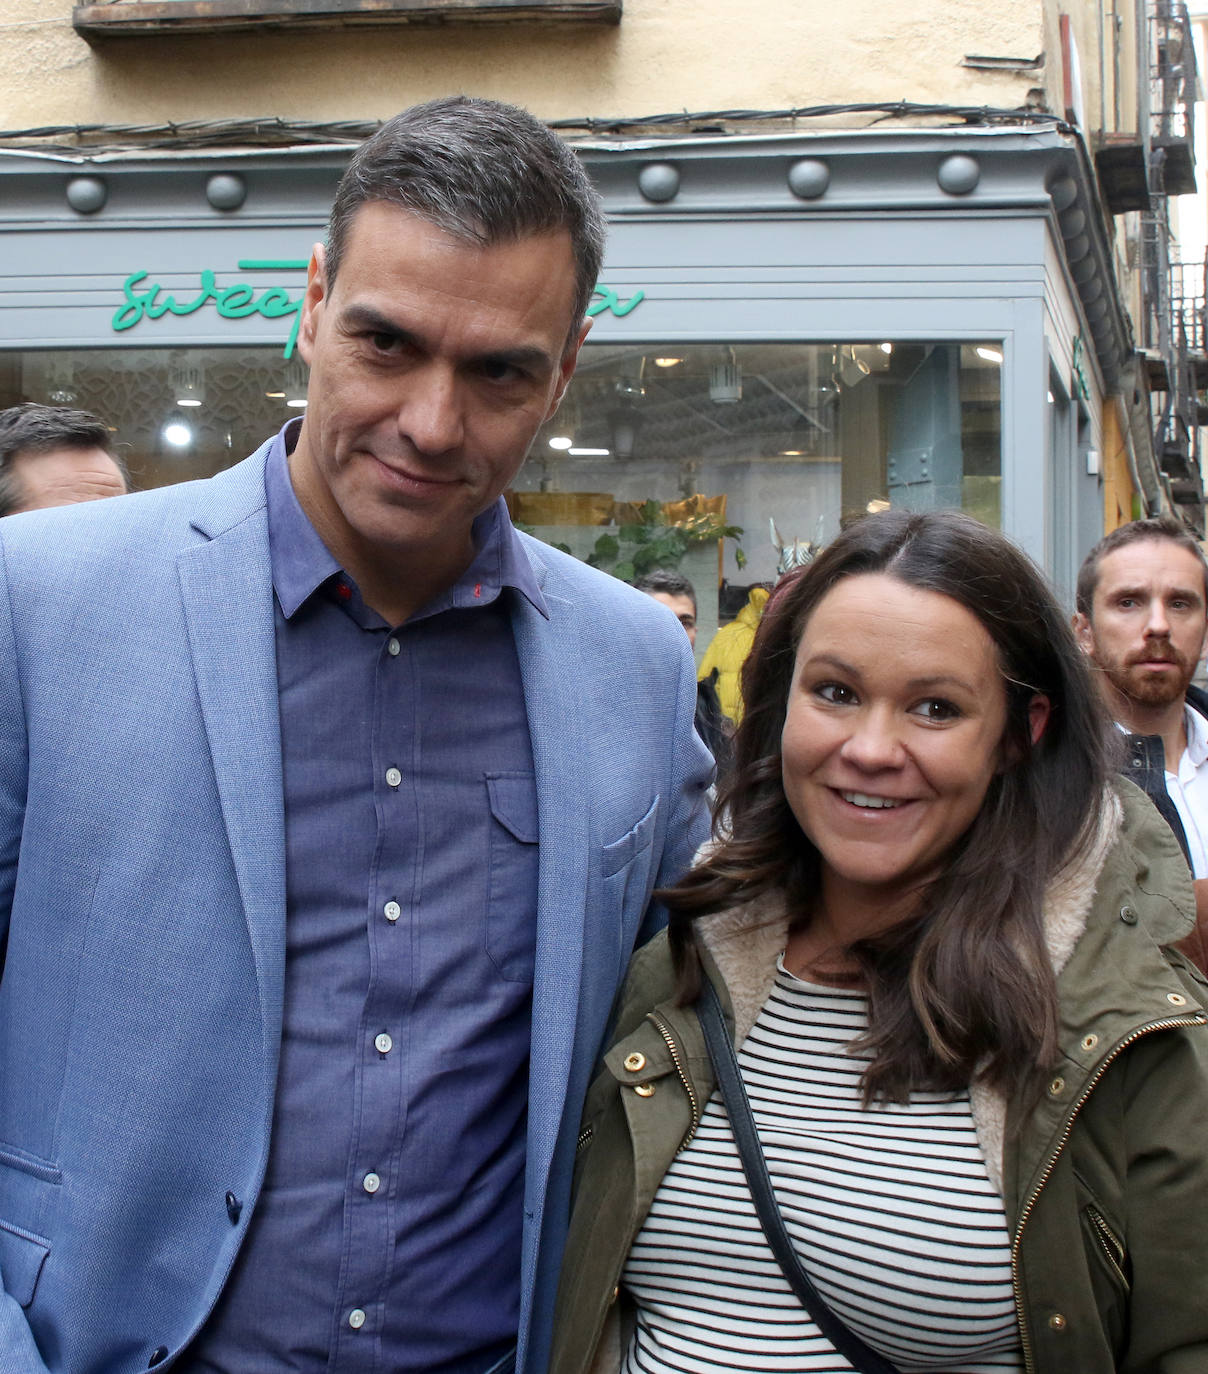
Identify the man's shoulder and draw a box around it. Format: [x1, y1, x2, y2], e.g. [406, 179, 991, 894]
[513, 531, 682, 630]
[1187, 684, 1208, 722]
[0, 445, 271, 570]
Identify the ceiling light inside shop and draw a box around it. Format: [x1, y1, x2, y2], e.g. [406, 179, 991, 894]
[163, 421, 193, 448]
[169, 352, 206, 409]
[879, 343, 893, 354]
[547, 436, 573, 450]
[654, 357, 683, 368]
[975, 346, 1004, 364]
[283, 355, 309, 408]
[569, 447, 611, 457]
[265, 390, 286, 400]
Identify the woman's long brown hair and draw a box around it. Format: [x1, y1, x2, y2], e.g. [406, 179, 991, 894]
[667, 509, 1110, 1104]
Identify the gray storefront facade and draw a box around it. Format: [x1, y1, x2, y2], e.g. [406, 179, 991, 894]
[0, 120, 1124, 635]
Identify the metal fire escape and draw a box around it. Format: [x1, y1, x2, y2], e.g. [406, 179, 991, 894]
[1097, 0, 1205, 527]
[1142, 0, 1207, 524]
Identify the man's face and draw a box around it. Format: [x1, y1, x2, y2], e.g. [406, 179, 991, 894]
[7, 446, 126, 514]
[291, 202, 587, 586]
[646, 591, 697, 647]
[1074, 538, 1208, 711]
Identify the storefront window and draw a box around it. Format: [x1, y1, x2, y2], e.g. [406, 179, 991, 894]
[1, 339, 1000, 651]
[521, 341, 1001, 650]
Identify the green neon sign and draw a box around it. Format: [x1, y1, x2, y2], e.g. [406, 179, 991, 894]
[111, 261, 645, 359]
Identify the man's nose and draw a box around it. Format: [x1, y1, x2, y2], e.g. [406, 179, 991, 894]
[398, 364, 464, 455]
[1143, 598, 1172, 638]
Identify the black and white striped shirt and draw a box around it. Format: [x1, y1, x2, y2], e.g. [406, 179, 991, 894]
[621, 961, 1022, 1372]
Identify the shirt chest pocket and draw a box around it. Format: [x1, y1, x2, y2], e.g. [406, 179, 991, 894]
[485, 772, 540, 983]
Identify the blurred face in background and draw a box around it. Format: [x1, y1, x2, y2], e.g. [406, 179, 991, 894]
[8, 446, 127, 515]
[646, 591, 697, 648]
[1074, 539, 1208, 712]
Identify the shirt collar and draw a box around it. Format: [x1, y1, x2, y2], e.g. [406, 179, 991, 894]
[1185, 698, 1208, 767]
[264, 421, 548, 622]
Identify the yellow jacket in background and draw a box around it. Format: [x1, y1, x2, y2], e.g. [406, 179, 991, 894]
[697, 585, 769, 723]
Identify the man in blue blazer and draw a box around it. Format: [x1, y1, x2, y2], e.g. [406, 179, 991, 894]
[0, 97, 710, 1374]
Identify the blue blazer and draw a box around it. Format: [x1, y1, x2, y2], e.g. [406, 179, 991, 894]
[0, 440, 711, 1374]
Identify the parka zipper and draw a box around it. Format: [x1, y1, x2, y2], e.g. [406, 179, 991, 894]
[1084, 1205, 1128, 1290]
[1010, 1013, 1204, 1373]
[646, 1009, 702, 1150]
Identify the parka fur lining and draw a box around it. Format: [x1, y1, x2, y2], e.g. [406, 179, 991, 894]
[694, 787, 1124, 1196]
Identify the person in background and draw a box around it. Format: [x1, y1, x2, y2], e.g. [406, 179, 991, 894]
[0, 402, 128, 515]
[1073, 517, 1208, 967]
[697, 583, 770, 723]
[0, 96, 710, 1374]
[635, 568, 732, 777]
[554, 508, 1208, 1374]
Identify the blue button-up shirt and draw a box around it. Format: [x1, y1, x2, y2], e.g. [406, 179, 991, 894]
[184, 423, 547, 1374]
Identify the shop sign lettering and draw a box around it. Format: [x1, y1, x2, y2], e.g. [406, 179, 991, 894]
[111, 261, 646, 358]
[112, 259, 310, 358]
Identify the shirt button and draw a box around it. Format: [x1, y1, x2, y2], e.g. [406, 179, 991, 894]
[375, 1032, 393, 1054]
[383, 901, 401, 922]
[348, 1309, 366, 1330]
[363, 1172, 381, 1194]
[385, 767, 402, 788]
[387, 637, 401, 657]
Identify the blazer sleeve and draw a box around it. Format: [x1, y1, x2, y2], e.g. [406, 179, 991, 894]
[0, 538, 50, 1371]
[0, 530, 28, 949]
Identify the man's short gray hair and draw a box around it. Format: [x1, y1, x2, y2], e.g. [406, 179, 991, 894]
[325, 95, 605, 345]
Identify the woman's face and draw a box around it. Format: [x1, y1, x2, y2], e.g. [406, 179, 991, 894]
[781, 573, 1009, 921]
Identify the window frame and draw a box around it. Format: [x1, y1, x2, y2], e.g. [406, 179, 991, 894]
[73, 0, 620, 38]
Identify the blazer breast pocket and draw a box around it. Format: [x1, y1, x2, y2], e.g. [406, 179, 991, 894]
[485, 771, 540, 983]
[0, 1217, 50, 1308]
[600, 797, 661, 917]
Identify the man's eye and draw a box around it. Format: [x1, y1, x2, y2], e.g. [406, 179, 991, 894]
[479, 359, 523, 383]
[368, 332, 402, 353]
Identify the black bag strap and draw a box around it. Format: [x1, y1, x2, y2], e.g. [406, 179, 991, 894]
[697, 979, 902, 1374]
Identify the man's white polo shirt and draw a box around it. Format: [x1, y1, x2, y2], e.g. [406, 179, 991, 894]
[1166, 700, 1208, 877]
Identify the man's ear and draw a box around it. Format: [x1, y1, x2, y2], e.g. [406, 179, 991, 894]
[296, 242, 327, 366]
[1071, 610, 1095, 659]
[545, 316, 592, 421]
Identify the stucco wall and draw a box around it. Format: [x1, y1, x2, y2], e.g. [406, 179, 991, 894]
[1, 1, 1050, 129]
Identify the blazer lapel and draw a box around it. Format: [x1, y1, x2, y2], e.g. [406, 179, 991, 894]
[177, 505, 287, 1050]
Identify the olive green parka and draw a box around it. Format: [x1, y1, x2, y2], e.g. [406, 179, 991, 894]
[551, 781, 1208, 1374]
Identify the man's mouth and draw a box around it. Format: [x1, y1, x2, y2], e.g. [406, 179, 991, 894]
[840, 791, 908, 810]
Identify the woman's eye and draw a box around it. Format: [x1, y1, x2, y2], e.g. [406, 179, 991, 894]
[913, 698, 961, 722]
[815, 682, 856, 705]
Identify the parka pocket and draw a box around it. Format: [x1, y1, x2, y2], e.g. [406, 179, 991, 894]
[1082, 1203, 1130, 1293]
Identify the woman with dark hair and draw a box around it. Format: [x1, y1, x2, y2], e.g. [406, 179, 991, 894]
[552, 509, 1208, 1374]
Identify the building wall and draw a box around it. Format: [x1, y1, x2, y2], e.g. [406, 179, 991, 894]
[0, 1, 1074, 129]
